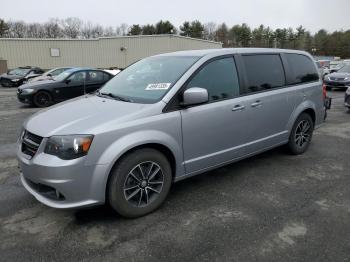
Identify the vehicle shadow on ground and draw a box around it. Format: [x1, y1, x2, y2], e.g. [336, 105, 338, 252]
[74, 205, 122, 224]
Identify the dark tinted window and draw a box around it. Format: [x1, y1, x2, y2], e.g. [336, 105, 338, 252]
[285, 54, 319, 84]
[87, 71, 104, 82]
[242, 54, 285, 93]
[68, 71, 87, 83]
[103, 72, 113, 81]
[186, 57, 239, 102]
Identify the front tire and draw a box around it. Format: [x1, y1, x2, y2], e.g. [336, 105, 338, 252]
[0, 79, 13, 88]
[33, 91, 52, 107]
[287, 113, 314, 155]
[108, 148, 172, 218]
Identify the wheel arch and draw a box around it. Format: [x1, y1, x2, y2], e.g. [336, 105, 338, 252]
[104, 142, 178, 204]
[287, 101, 317, 132]
[32, 89, 54, 106]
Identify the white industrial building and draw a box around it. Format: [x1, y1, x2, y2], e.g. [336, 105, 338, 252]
[0, 35, 222, 69]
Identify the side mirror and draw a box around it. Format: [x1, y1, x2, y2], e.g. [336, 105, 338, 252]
[65, 79, 71, 84]
[47, 73, 52, 77]
[182, 87, 209, 106]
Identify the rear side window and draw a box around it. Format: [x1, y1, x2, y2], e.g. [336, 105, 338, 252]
[88, 71, 104, 82]
[242, 54, 285, 94]
[104, 72, 113, 81]
[186, 57, 240, 102]
[285, 54, 319, 84]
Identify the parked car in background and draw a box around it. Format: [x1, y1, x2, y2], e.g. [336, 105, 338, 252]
[345, 87, 350, 110]
[324, 64, 350, 90]
[17, 48, 325, 218]
[316, 61, 325, 79]
[103, 69, 121, 76]
[318, 60, 331, 68]
[330, 60, 345, 73]
[26, 67, 73, 83]
[17, 68, 113, 107]
[0, 66, 44, 87]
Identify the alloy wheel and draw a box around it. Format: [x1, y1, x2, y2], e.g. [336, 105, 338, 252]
[123, 161, 164, 207]
[35, 92, 51, 107]
[294, 120, 311, 147]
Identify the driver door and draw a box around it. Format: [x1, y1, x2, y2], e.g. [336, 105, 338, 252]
[180, 56, 251, 174]
[56, 71, 87, 101]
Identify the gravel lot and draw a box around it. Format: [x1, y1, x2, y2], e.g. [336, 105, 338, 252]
[0, 87, 349, 262]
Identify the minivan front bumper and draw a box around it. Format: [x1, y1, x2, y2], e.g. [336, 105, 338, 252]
[17, 142, 109, 209]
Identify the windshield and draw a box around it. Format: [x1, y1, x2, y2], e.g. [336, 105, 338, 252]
[337, 65, 350, 73]
[330, 62, 344, 70]
[54, 70, 74, 81]
[99, 56, 200, 103]
[8, 68, 31, 77]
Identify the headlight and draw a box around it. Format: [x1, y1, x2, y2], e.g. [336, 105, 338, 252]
[327, 76, 331, 81]
[11, 79, 20, 82]
[21, 88, 35, 94]
[346, 87, 350, 95]
[344, 77, 349, 81]
[44, 135, 94, 160]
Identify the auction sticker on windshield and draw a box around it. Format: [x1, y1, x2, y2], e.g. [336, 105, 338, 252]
[145, 83, 171, 90]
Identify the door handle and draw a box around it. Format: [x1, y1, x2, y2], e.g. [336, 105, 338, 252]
[232, 105, 245, 111]
[251, 101, 263, 107]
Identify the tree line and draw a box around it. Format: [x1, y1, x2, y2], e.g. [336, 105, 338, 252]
[1, 17, 349, 58]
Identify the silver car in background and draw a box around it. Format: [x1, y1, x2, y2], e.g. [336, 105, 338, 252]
[17, 48, 325, 217]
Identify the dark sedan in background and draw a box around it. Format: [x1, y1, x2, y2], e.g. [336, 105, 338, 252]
[0, 66, 44, 87]
[17, 68, 114, 107]
[324, 64, 350, 90]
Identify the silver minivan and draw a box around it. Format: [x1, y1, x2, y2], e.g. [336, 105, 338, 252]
[18, 48, 325, 217]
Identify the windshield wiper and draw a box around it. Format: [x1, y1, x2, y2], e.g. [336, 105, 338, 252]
[97, 91, 132, 102]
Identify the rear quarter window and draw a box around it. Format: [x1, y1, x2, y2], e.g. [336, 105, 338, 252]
[242, 54, 285, 94]
[285, 54, 319, 85]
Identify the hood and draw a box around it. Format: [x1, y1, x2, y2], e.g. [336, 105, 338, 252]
[29, 75, 51, 82]
[19, 79, 56, 90]
[24, 95, 159, 137]
[326, 72, 350, 79]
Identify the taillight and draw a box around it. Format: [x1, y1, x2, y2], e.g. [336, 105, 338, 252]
[322, 84, 327, 99]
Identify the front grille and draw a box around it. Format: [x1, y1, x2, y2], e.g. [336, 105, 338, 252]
[21, 130, 43, 158]
[330, 77, 345, 81]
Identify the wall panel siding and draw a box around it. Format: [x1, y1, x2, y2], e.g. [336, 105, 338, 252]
[0, 35, 221, 69]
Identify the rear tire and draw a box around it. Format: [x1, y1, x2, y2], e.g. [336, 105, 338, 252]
[33, 91, 52, 107]
[108, 148, 172, 218]
[287, 113, 314, 155]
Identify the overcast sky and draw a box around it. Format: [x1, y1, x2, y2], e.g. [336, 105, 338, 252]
[1, 0, 350, 33]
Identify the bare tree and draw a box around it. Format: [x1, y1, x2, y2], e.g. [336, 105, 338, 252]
[119, 23, 129, 36]
[26, 23, 46, 38]
[82, 22, 94, 38]
[103, 26, 115, 37]
[203, 22, 217, 41]
[7, 20, 26, 38]
[61, 17, 82, 38]
[44, 18, 63, 38]
[93, 24, 104, 38]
